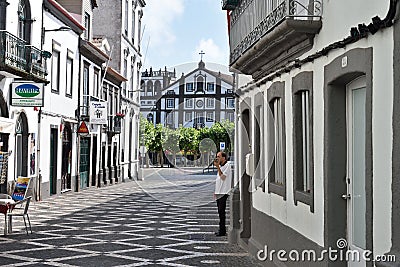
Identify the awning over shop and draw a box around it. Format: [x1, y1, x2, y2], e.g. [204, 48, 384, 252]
[0, 117, 15, 134]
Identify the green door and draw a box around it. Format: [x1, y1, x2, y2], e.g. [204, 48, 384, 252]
[50, 129, 58, 195]
[79, 138, 90, 189]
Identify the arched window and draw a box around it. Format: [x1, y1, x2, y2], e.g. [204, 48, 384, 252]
[154, 80, 161, 95]
[196, 76, 204, 92]
[15, 112, 29, 177]
[17, 0, 32, 43]
[147, 81, 153, 96]
[140, 80, 145, 91]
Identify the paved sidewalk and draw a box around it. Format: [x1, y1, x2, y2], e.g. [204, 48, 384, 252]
[0, 168, 261, 267]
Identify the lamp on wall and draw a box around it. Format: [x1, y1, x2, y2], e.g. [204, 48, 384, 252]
[41, 26, 72, 48]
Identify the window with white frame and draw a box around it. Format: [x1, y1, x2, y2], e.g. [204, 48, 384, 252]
[123, 56, 128, 96]
[103, 84, 108, 103]
[51, 49, 60, 93]
[84, 12, 90, 40]
[166, 98, 174, 108]
[196, 76, 204, 91]
[185, 112, 192, 122]
[206, 98, 214, 108]
[109, 90, 113, 116]
[65, 55, 73, 97]
[195, 112, 204, 124]
[206, 111, 214, 122]
[130, 59, 135, 98]
[185, 98, 193, 108]
[207, 82, 214, 92]
[138, 15, 142, 48]
[147, 81, 153, 96]
[186, 83, 194, 92]
[227, 98, 234, 108]
[82, 64, 90, 115]
[124, 0, 129, 35]
[227, 112, 234, 122]
[93, 68, 99, 98]
[131, 7, 136, 43]
[166, 112, 173, 124]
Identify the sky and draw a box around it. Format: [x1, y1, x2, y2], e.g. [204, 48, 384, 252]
[141, 0, 230, 74]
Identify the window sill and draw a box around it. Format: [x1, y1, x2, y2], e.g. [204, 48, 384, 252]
[294, 190, 314, 212]
[268, 182, 286, 200]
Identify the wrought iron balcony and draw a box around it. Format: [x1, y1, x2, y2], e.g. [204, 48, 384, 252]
[108, 115, 122, 134]
[222, 0, 240, 10]
[229, 0, 322, 78]
[0, 31, 48, 82]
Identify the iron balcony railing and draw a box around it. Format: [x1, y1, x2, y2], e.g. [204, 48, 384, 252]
[27, 45, 47, 79]
[0, 31, 48, 81]
[229, 0, 322, 64]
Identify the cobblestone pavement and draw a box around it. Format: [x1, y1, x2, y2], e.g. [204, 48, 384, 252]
[0, 168, 262, 267]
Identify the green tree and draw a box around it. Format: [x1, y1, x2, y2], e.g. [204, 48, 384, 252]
[198, 127, 217, 166]
[139, 115, 154, 167]
[209, 120, 235, 154]
[147, 124, 166, 167]
[219, 119, 235, 153]
[162, 127, 180, 166]
[179, 126, 199, 166]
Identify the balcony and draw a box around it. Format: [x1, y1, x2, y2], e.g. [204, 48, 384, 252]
[229, 0, 322, 79]
[222, 0, 240, 10]
[108, 115, 122, 134]
[0, 31, 48, 82]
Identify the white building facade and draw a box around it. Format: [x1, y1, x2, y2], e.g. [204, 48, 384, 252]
[0, 0, 139, 200]
[93, 0, 145, 180]
[225, 0, 400, 266]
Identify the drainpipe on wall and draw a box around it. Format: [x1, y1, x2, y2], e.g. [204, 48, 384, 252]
[35, 0, 45, 201]
[75, 38, 82, 192]
[229, 72, 241, 245]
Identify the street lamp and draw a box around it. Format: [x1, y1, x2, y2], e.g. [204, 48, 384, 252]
[41, 26, 72, 49]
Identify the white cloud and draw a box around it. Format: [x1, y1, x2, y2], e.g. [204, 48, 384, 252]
[143, 0, 184, 47]
[193, 38, 229, 65]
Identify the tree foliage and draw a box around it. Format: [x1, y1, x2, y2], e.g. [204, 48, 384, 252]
[139, 117, 235, 166]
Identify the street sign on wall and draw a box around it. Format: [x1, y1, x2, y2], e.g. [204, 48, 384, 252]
[11, 82, 44, 107]
[77, 121, 89, 134]
[89, 101, 108, 124]
[220, 142, 226, 151]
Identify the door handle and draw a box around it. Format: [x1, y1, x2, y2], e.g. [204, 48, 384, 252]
[341, 194, 351, 200]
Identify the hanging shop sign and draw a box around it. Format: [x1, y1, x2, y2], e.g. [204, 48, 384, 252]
[89, 101, 108, 124]
[11, 82, 44, 107]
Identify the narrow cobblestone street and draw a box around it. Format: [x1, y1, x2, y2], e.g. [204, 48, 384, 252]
[0, 168, 261, 267]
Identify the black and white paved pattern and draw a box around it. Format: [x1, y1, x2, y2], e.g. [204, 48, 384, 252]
[0, 168, 261, 267]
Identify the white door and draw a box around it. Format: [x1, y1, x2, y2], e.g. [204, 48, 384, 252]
[346, 76, 367, 267]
